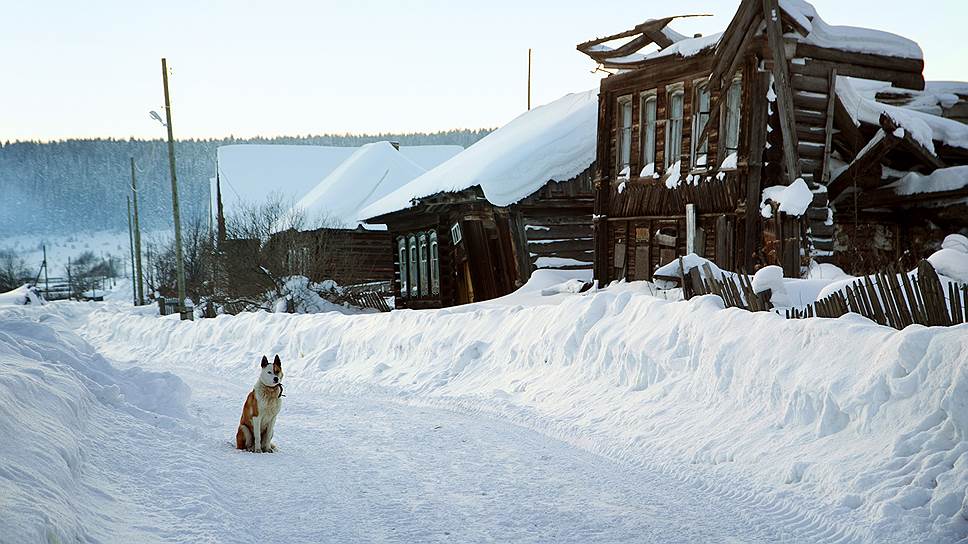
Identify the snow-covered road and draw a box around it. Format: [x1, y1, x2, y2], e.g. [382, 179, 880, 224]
[82, 329, 794, 543]
[2, 304, 807, 543]
[4, 276, 966, 543]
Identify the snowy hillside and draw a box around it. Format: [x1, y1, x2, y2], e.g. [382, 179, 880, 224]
[1, 272, 965, 542]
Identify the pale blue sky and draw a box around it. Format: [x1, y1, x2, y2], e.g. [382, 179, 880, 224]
[3, 0, 965, 141]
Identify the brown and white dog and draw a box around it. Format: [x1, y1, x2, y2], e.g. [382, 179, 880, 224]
[235, 355, 285, 453]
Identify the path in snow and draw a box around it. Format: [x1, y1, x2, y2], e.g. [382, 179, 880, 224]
[86, 343, 799, 543]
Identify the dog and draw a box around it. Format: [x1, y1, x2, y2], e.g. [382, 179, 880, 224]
[235, 355, 285, 453]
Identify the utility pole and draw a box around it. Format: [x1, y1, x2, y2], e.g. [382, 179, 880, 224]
[42, 245, 49, 293]
[161, 57, 191, 320]
[527, 48, 533, 111]
[130, 157, 145, 305]
[127, 197, 137, 305]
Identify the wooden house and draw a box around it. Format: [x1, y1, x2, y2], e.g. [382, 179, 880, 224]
[580, 0, 968, 283]
[216, 142, 461, 288]
[361, 91, 598, 309]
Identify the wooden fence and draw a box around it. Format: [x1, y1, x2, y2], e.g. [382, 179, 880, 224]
[683, 259, 967, 330]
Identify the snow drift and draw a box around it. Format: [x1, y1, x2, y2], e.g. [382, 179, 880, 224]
[75, 278, 968, 542]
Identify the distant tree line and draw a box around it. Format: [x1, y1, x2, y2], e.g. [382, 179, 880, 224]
[0, 129, 491, 236]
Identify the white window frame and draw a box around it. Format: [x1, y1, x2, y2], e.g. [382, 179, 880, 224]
[721, 76, 743, 167]
[418, 233, 429, 297]
[616, 95, 633, 176]
[397, 237, 408, 297]
[430, 231, 440, 295]
[408, 235, 418, 297]
[640, 92, 657, 175]
[692, 83, 711, 169]
[450, 222, 462, 245]
[665, 88, 685, 169]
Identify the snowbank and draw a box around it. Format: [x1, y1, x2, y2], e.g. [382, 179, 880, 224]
[361, 90, 597, 219]
[0, 317, 190, 543]
[0, 284, 44, 306]
[75, 276, 968, 542]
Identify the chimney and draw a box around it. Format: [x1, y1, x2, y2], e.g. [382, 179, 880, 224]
[389, 141, 400, 151]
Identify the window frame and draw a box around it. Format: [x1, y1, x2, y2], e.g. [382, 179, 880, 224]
[408, 235, 418, 297]
[721, 76, 743, 168]
[665, 87, 685, 170]
[691, 82, 711, 169]
[430, 231, 440, 295]
[639, 91, 657, 176]
[616, 94, 634, 177]
[418, 233, 429, 297]
[397, 237, 408, 298]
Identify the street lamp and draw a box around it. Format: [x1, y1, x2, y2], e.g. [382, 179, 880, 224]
[152, 58, 191, 321]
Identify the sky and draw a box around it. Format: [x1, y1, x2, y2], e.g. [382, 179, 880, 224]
[2, 0, 966, 142]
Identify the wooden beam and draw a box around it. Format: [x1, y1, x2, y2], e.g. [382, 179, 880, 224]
[879, 112, 946, 171]
[827, 130, 899, 198]
[745, 71, 770, 271]
[794, 43, 924, 77]
[820, 69, 838, 184]
[762, 0, 801, 183]
[855, 185, 968, 209]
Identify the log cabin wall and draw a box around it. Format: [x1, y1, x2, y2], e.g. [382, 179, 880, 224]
[513, 167, 596, 274]
[594, 52, 760, 283]
[266, 228, 393, 286]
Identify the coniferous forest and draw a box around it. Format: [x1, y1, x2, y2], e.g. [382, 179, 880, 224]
[0, 130, 490, 235]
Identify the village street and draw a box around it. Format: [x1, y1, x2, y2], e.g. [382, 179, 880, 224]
[0, 300, 849, 544]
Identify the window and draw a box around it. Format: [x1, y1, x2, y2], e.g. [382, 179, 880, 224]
[430, 231, 440, 295]
[450, 222, 462, 245]
[408, 235, 418, 297]
[665, 90, 684, 169]
[640, 94, 657, 175]
[722, 78, 743, 165]
[397, 237, 408, 297]
[692, 84, 710, 168]
[418, 233, 429, 296]
[616, 96, 633, 177]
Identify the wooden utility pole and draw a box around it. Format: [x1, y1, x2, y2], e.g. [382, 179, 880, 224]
[130, 157, 145, 305]
[127, 196, 137, 305]
[161, 57, 191, 320]
[527, 48, 533, 111]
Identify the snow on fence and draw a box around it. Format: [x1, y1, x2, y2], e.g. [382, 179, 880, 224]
[683, 259, 967, 329]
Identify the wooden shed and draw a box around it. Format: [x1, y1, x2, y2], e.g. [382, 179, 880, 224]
[581, 0, 968, 283]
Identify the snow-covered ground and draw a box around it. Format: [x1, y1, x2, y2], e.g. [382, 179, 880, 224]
[1, 272, 966, 543]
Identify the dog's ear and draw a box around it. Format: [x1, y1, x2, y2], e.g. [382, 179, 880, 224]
[274, 354, 281, 366]
[261, 355, 269, 368]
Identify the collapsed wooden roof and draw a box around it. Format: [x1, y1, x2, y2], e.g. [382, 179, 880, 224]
[576, 15, 712, 69]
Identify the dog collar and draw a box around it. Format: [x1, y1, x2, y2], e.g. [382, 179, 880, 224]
[271, 383, 285, 398]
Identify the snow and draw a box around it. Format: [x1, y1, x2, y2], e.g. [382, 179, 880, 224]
[272, 276, 378, 315]
[927, 237, 968, 282]
[838, 77, 968, 151]
[289, 142, 459, 228]
[3, 269, 967, 542]
[891, 165, 968, 196]
[751, 265, 791, 306]
[360, 91, 597, 219]
[779, 0, 923, 59]
[663, 160, 682, 189]
[215, 145, 356, 216]
[720, 152, 738, 170]
[533, 256, 592, 269]
[760, 178, 814, 217]
[0, 284, 44, 306]
[639, 162, 655, 177]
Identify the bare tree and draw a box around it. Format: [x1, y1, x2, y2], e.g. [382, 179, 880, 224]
[0, 249, 32, 292]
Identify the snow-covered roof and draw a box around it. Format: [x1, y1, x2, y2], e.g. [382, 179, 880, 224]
[837, 77, 968, 151]
[780, 0, 923, 60]
[890, 166, 968, 196]
[291, 142, 461, 228]
[361, 90, 598, 220]
[215, 145, 356, 217]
